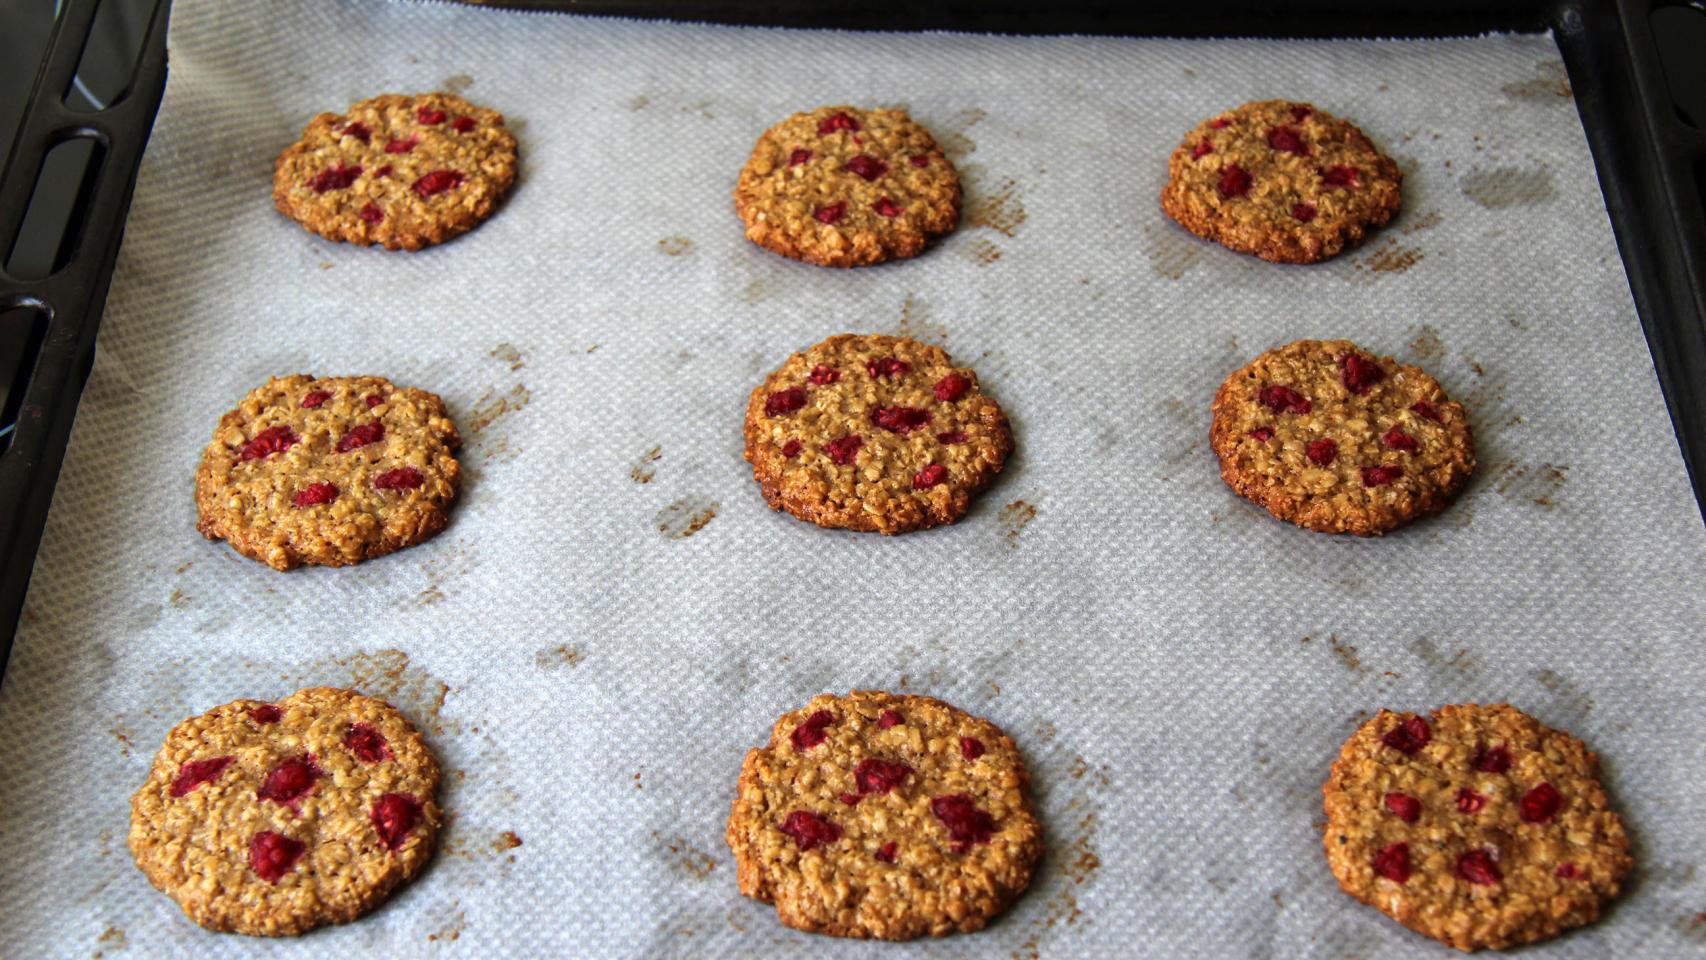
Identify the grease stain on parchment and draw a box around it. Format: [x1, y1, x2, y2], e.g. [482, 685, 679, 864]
[1461, 166, 1556, 209]
[1412, 637, 1478, 679]
[1502, 59, 1572, 101]
[1359, 238, 1423, 274]
[427, 908, 467, 942]
[631, 446, 661, 483]
[966, 178, 1026, 237]
[654, 831, 718, 880]
[534, 644, 583, 670]
[94, 926, 126, 958]
[1143, 221, 1200, 280]
[1401, 210, 1443, 234]
[443, 73, 474, 94]
[322, 649, 455, 735]
[968, 238, 1003, 266]
[893, 294, 948, 344]
[467, 383, 530, 432]
[493, 831, 523, 861]
[489, 343, 524, 371]
[1409, 324, 1444, 360]
[934, 107, 986, 158]
[656, 499, 718, 539]
[999, 500, 1036, 547]
[659, 236, 694, 256]
[1493, 461, 1568, 507]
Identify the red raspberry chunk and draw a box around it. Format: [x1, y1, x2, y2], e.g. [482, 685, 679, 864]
[876, 841, 899, 862]
[360, 202, 384, 225]
[1258, 385, 1311, 414]
[909, 154, 929, 167]
[336, 421, 386, 453]
[375, 164, 394, 178]
[1290, 105, 1312, 122]
[877, 709, 902, 729]
[345, 723, 393, 763]
[839, 793, 861, 806]
[814, 202, 847, 224]
[846, 155, 888, 181]
[764, 387, 807, 417]
[385, 135, 420, 154]
[809, 365, 840, 385]
[1217, 164, 1253, 198]
[1409, 400, 1444, 422]
[1457, 848, 1501, 885]
[1381, 715, 1431, 755]
[240, 425, 299, 461]
[416, 105, 447, 125]
[1248, 427, 1275, 442]
[789, 148, 812, 166]
[249, 704, 282, 724]
[817, 112, 860, 135]
[932, 794, 996, 850]
[913, 464, 949, 490]
[301, 391, 331, 409]
[872, 406, 932, 434]
[1322, 165, 1359, 189]
[170, 756, 236, 797]
[779, 810, 842, 850]
[1383, 792, 1420, 822]
[368, 394, 387, 409]
[1339, 352, 1386, 395]
[934, 373, 970, 402]
[936, 430, 967, 445]
[874, 196, 902, 218]
[855, 758, 912, 795]
[1266, 125, 1309, 155]
[1192, 141, 1214, 159]
[790, 709, 836, 751]
[960, 737, 985, 761]
[1373, 842, 1411, 883]
[1555, 862, 1579, 879]
[451, 116, 476, 133]
[258, 755, 320, 805]
[781, 439, 802, 458]
[1292, 203, 1317, 222]
[1306, 438, 1338, 466]
[413, 170, 466, 198]
[249, 831, 306, 883]
[1209, 118, 1231, 129]
[374, 467, 425, 490]
[1383, 428, 1418, 453]
[1361, 465, 1404, 487]
[827, 435, 863, 465]
[1456, 788, 1488, 814]
[371, 793, 423, 851]
[866, 357, 910, 379]
[292, 482, 339, 508]
[342, 121, 372, 144]
[309, 164, 363, 193]
[1520, 782, 1562, 822]
[1474, 745, 1512, 774]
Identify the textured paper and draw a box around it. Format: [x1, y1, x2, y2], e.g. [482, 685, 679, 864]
[1, 1, 1703, 956]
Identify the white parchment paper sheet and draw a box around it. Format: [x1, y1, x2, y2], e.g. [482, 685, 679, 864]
[2, 1, 1704, 956]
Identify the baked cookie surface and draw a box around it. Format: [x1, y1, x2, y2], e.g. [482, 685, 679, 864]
[273, 92, 517, 251]
[129, 687, 442, 936]
[726, 690, 1042, 940]
[1323, 704, 1632, 951]
[1160, 100, 1401, 263]
[195, 374, 462, 570]
[734, 106, 960, 267]
[1210, 339, 1473, 535]
[744, 334, 1012, 534]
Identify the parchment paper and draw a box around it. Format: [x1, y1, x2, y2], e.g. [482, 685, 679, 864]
[2, 1, 1704, 956]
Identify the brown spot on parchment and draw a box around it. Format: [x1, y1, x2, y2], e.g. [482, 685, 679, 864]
[656, 499, 717, 539]
[94, 926, 126, 958]
[627, 94, 649, 111]
[174, 560, 194, 574]
[739, 278, 771, 304]
[321, 649, 454, 735]
[1143, 221, 1200, 280]
[893, 294, 948, 344]
[999, 500, 1036, 547]
[110, 724, 135, 757]
[1502, 59, 1572, 101]
[656, 832, 718, 879]
[489, 342, 523, 371]
[966, 179, 1025, 236]
[934, 107, 986, 158]
[1362, 239, 1422, 273]
[493, 831, 523, 853]
[658, 236, 693, 256]
[1493, 461, 1568, 507]
[968, 238, 1002, 265]
[534, 644, 583, 670]
[1329, 635, 1365, 673]
[1462, 167, 1556, 209]
[427, 909, 466, 942]
[1409, 324, 1443, 360]
[467, 383, 530, 432]
[632, 446, 661, 483]
[443, 73, 474, 94]
[1401, 210, 1442, 234]
[169, 589, 190, 609]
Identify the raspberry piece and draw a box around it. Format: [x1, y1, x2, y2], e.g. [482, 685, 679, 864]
[779, 810, 842, 850]
[877, 709, 902, 729]
[292, 482, 339, 508]
[913, 464, 948, 490]
[765, 387, 807, 417]
[1383, 428, 1418, 453]
[374, 467, 425, 490]
[872, 406, 932, 434]
[1266, 125, 1309, 155]
[909, 154, 929, 167]
[809, 365, 841, 385]
[827, 435, 863, 465]
[1474, 745, 1512, 774]
[1362, 465, 1404, 487]
[781, 439, 803, 459]
[371, 793, 423, 851]
[1209, 118, 1231, 129]
[1306, 438, 1338, 466]
[1258, 385, 1311, 414]
[360, 202, 384, 225]
[1556, 862, 1579, 879]
[1292, 203, 1317, 222]
[451, 116, 476, 133]
[1339, 352, 1386, 395]
[342, 121, 372, 144]
[1248, 427, 1275, 442]
[1456, 788, 1489, 814]
[855, 758, 912, 795]
[413, 170, 467, 199]
[1217, 164, 1253, 198]
[1373, 842, 1411, 884]
[875, 841, 899, 863]
[1290, 105, 1313, 122]
[241, 425, 299, 461]
[385, 135, 420, 154]
[790, 710, 836, 751]
[1410, 400, 1444, 422]
[258, 755, 320, 805]
[1457, 848, 1501, 885]
[814, 202, 847, 224]
[336, 421, 385, 453]
[874, 196, 902, 218]
[416, 105, 447, 125]
[960, 736, 986, 761]
[170, 756, 236, 797]
[839, 793, 861, 806]
[936, 430, 967, 445]
[932, 794, 996, 850]
[1192, 141, 1214, 159]
[309, 164, 363, 193]
[301, 390, 331, 409]
[817, 112, 860, 135]
[1322, 164, 1359, 189]
[1520, 782, 1562, 822]
[789, 148, 812, 167]
[934, 373, 970, 402]
[1381, 715, 1431, 755]
[1383, 792, 1420, 822]
[375, 164, 394, 178]
[249, 704, 282, 724]
[249, 832, 306, 883]
[866, 357, 910, 379]
[846, 155, 889, 182]
[345, 723, 393, 764]
[357, 392, 375, 408]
